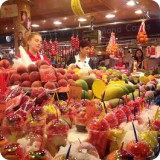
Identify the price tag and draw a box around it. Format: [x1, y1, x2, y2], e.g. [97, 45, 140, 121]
[86, 101, 97, 123]
[0, 102, 6, 123]
[40, 67, 57, 82]
[68, 83, 82, 102]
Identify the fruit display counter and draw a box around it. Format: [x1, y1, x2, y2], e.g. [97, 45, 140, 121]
[0, 59, 160, 159]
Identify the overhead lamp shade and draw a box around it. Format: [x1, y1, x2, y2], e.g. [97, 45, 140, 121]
[153, 0, 160, 7]
[0, 0, 7, 8]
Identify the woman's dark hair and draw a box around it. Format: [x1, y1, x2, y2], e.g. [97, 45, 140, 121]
[79, 39, 91, 48]
[134, 49, 144, 61]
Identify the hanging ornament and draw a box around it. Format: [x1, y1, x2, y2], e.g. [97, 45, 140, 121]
[137, 20, 148, 44]
[75, 35, 79, 50]
[49, 39, 56, 56]
[43, 39, 48, 53]
[54, 38, 59, 53]
[71, 34, 75, 50]
[106, 32, 118, 57]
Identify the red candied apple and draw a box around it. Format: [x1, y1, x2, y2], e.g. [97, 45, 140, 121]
[17, 65, 28, 75]
[126, 140, 152, 160]
[31, 80, 42, 88]
[21, 72, 30, 82]
[28, 63, 38, 73]
[65, 73, 73, 80]
[58, 79, 68, 87]
[21, 81, 31, 87]
[0, 59, 10, 69]
[72, 74, 79, 81]
[10, 73, 21, 84]
[57, 68, 65, 75]
[36, 60, 49, 68]
[106, 149, 134, 160]
[1, 143, 24, 160]
[29, 71, 40, 83]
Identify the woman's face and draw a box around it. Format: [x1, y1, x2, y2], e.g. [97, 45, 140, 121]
[22, 12, 27, 21]
[136, 50, 142, 59]
[28, 35, 42, 53]
[80, 46, 90, 56]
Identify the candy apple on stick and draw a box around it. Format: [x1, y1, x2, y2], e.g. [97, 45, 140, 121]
[126, 121, 153, 160]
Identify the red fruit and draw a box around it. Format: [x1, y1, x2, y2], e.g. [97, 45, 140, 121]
[126, 141, 152, 159]
[104, 113, 118, 128]
[58, 79, 68, 87]
[39, 64, 51, 70]
[114, 109, 127, 125]
[72, 74, 79, 81]
[65, 73, 73, 80]
[68, 79, 75, 85]
[30, 88, 45, 99]
[44, 81, 56, 90]
[28, 64, 38, 73]
[31, 81, 42, 88]
[57, 74, 68, 81]
[21, 81, 31, 87]
[57, 68, 65, 75]
[17, 65, 28, 75]
[0, 59, 10, 69]
[29, 71, 40, 83]
[151, 120, 160, 131]
[13, 81, 21, 85]
[37, 60, 49, 68]
[21, 73, 30, 82]
[67, 70, 75, 74]
[10, 73, 21, 84]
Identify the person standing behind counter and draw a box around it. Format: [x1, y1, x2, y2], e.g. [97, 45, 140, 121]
[134, 49, 148, 72]
[17, 32, 51, 64]
[66, 39, 95, 69]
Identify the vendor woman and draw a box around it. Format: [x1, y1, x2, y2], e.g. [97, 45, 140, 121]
[18, 32, 51, 64]
[67, 39, 95, 69]
[134, 49, 148, 72]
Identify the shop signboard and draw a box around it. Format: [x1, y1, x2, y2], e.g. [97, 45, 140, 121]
[1, 4, 18, 18]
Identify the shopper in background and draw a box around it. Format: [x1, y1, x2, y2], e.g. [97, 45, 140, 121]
[17, 32, 51, 64]
[67, 39, 95, 69]
[134, 49, 148, 71]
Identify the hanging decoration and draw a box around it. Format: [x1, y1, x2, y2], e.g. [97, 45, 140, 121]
[43, 39, 48, 53]
[106, 32, 118, 57]
[71, 34, 75, 50]
[137, 20, 148, 44]
[53, 38, 59, 53]
[75, 35, 79, 50]
[49, 39, 56, 56]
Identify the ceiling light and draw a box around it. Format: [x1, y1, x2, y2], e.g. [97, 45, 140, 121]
[105, 14, 115, 18]
[127, 0, 135, 6]
[63, 17, 68, 20]
[32, 24, 40, 27]
[135, 9, 142, 14]
[78, 18, 87, 22]
[40, 30, 47, 33]
[54, 21, 62, 25]
[0, 0, 7, 8]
